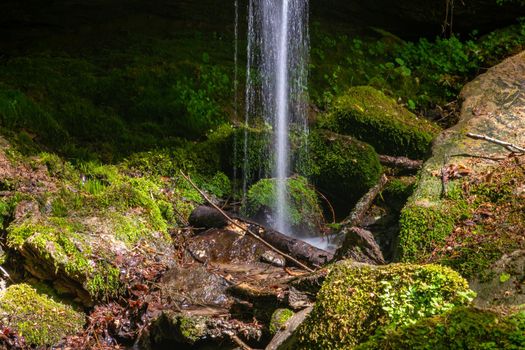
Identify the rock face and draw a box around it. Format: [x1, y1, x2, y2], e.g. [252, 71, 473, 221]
[398, 51, 525, 306]
[319, 86, 440, 159]
[291, 262, 474, 349]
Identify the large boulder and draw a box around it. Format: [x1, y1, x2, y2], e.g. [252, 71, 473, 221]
[292, 262, 474, 349]
[318, 86, 440, 159]
[0, 144, 187, 306]
[397, 51, 525, 306]
[307, 130, 382, 210]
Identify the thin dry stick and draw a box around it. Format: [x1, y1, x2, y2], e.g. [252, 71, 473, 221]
[180, 171, 314, 273]
[466, 133, 525, 153]
[313, 187, 336, 224]
[229, 333, 255, 350]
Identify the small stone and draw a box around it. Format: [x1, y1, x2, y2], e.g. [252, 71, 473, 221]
[260, 250, 286, 267]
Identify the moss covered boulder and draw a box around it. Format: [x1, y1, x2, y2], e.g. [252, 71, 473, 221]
[318, 86, 440, 159]
[357, 306, 525, 349]
[294, 261, 475, 349]
[0, 142, 208, 305]
[307, 130, 382, 209]
[397, 52, 525, 307]
[244, 176, 324, 235]
[0, 283, 85, 346]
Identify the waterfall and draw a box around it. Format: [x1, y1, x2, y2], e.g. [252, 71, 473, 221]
[244, 0, 309, 235]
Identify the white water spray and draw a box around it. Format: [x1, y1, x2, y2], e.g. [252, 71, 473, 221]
[275, 0, 291, 233]
[244, 0, 309, 235]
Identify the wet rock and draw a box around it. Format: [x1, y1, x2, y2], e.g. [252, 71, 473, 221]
[307, 130, 382, 212]
[140, 310, 263, 349]
[261, 250, 286, 267]
[333, 227, 385, 265]
[160, 265, 232, 309]
[189, 205, 228, 230]
[185, 228, 268, 264]
[243, 176, 324, 236]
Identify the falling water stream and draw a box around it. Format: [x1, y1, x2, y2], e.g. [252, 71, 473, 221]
[244, 0, 309, 236]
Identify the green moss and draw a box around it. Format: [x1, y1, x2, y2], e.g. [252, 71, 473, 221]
[244, 176, 324, 234]
[399, 155, 525, 280]
[357, 307, 525, 349]
[296, 262, 475, 349]
[178, 316, 207, 344]
[318, 86, 440, 159]
[7, 218, 123, 299]
[398, 202, 465, 262]
[0, 283, 85, 346]
[306, 130, 381, 207]
[380, 177, 416, 212]
[270, 309, 295, 335]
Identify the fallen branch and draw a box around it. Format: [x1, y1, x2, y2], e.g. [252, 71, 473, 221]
[466, 133, 525, 153]
[231, 215, 334, 267]
[228, 333, 254, 350]
[180, 171, 314, 273]
[340, 174, 389, 228]
[379, 155, 423, 171]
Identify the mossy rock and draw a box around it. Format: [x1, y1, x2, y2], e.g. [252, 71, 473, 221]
[306, 130, 382, 210]
[270, 308, 295, 335]
[243, 176, 324, 235]
[294, 261, 475, 349]
[2, 148, 185, 305]
[0, 283, 85, 346]
[357, 306, 525, 349]
[318, 86, 440, 159]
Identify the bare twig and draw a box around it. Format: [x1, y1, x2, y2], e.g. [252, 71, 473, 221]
[229, 333, 254, 350]
[466, 133, 525, 153]
[340, 174, 389, 228]
[379, 155, 423, 171]
[312, 188, 336, 224]
[179, 171, 314, 272]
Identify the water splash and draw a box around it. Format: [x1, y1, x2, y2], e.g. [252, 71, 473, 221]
[244, 0, 309, 235]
